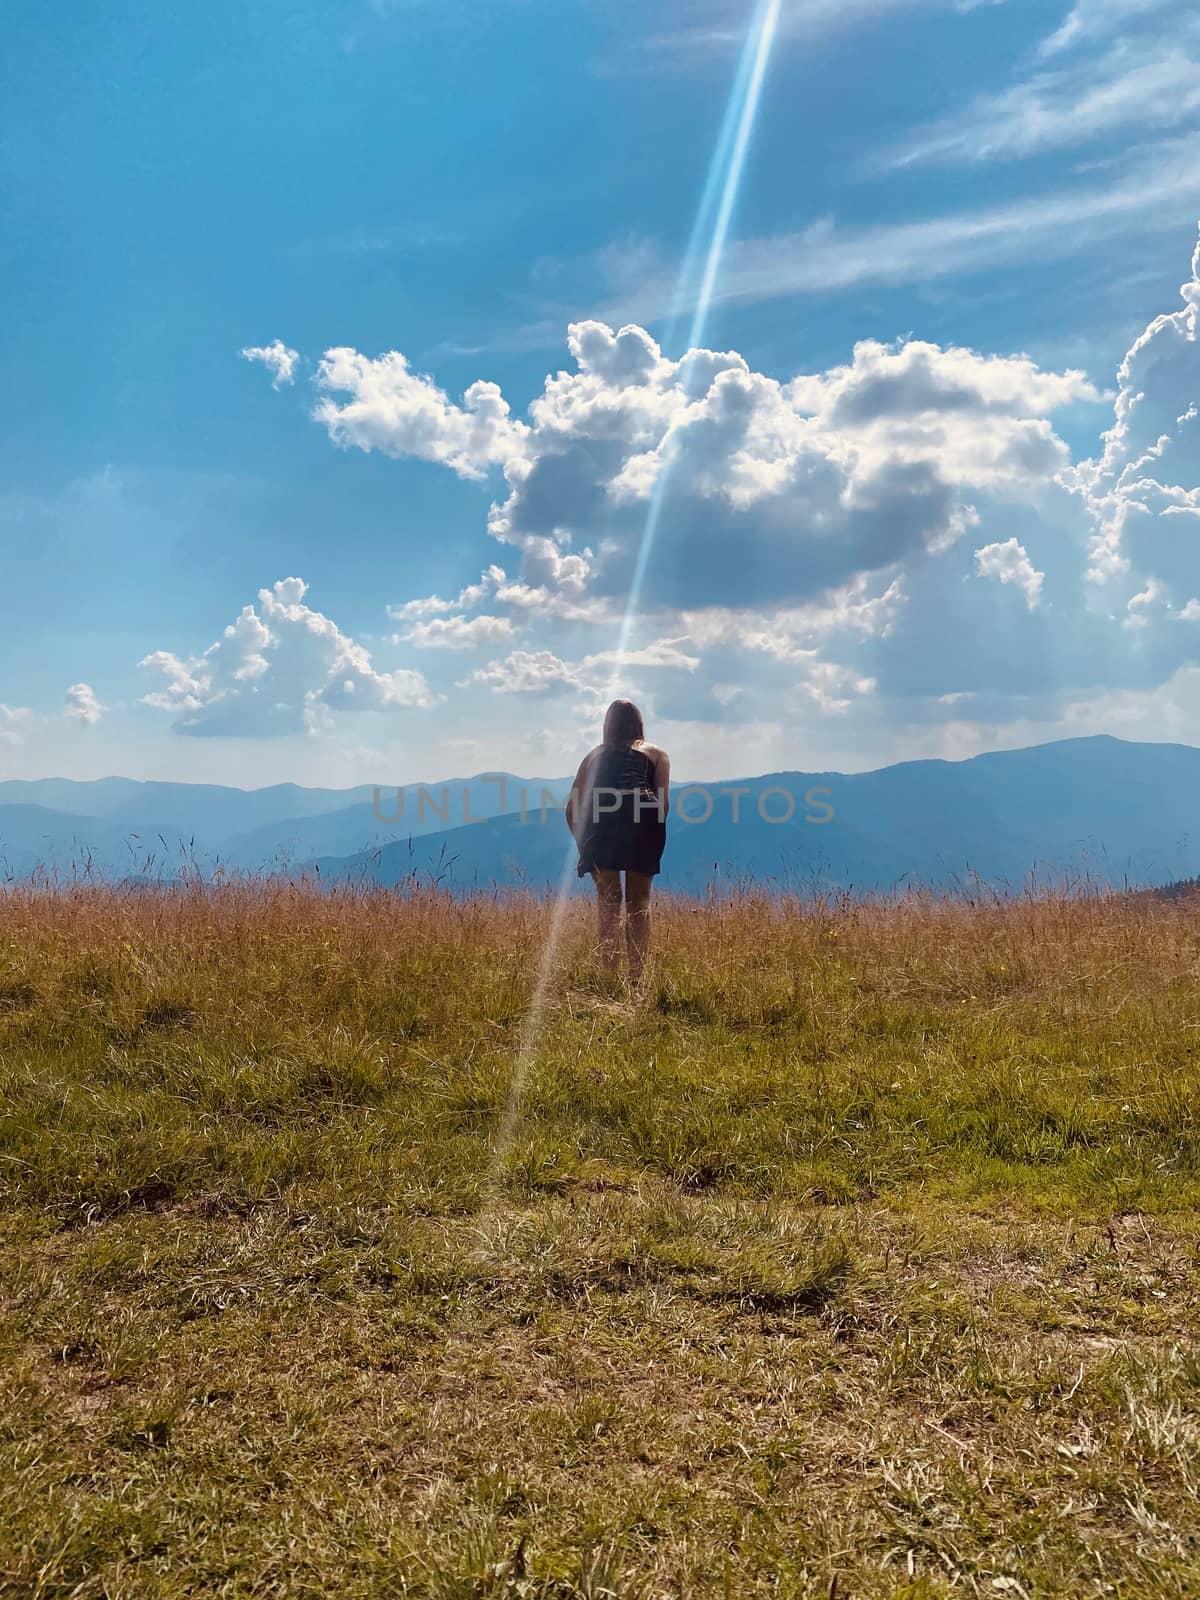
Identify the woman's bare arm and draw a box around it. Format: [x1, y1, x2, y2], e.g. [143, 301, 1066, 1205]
[565, 750, 596, 837]
[645, 744, 670, 817]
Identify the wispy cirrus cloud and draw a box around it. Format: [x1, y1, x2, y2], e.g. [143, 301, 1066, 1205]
[880, 31, 1200, 168]
[1037, 0, 1177, 59]
[585, 136, 1200, 328]
[604, 0, 995, 69]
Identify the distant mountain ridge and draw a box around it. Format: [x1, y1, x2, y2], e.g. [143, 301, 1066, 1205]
[0, 773, 559, 879]
[3, 737, 1199, 893]
[314, 735, 1200, 895]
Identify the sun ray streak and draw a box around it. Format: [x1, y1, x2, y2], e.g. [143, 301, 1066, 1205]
[614, 0, 781, 672]
[685, 0, 781, 357]
[661, 32, 759, 354]
[487, 0, 781, 1191]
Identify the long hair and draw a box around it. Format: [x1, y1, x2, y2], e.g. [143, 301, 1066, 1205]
[602, 698, 645, 747]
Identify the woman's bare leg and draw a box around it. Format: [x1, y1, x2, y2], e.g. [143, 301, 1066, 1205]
[624, 871, 652, 981]
[592, 869, 623, 970]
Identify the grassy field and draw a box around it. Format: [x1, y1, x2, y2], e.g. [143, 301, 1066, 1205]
[2, 883, 1200, 1598]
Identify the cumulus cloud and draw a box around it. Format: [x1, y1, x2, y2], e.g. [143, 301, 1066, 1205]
[581, 640, 701, 672]
[975, 539, 1045, 609]
[1075, 227, 1199, 589]
[463, 634, 702, 697]
[389, 566, 508, 622]
[247, 230, 1198, 749]
[505, 323, 1093, 606]
[403, 613, 517, 649]
[462, 650, 581, 695]
[305, 318, 1095, 611]
[241, 340, 299, 388]
[677, 575, 904, 666]
[490, 580, 613, 622]
[63, 682, 103, 726]
[392, 565, 612, 628]
[669, 586, 891, 712]
[795, 660, 878, 713]
[140, 578, 437, 737]
[314, 349, 527, 479]
[1125, 575, 1171, 628]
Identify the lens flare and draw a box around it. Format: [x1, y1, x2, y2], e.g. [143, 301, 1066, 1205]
[612, 0, 781, 676]
[488, 0, 781, 1186]
[684, 0, 781, 357]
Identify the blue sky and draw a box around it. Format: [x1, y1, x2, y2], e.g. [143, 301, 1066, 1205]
[2, 0, 1198, 784]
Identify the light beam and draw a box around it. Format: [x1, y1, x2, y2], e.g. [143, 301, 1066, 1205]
[610, 0, 781, 676]
[489, 0, 781, 1188]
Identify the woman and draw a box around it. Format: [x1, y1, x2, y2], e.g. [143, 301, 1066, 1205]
[566, 700, 670, 980]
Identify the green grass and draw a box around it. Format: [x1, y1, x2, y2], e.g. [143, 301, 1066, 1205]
[2, 884, 1200, 1596]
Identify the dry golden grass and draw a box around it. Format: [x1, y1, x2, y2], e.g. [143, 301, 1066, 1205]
[2, 881, 1200, 1597]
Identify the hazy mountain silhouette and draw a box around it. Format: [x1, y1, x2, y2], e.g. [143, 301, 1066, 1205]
[216, 775, 543, 869]
[0, 776, 380, 837]
[0, 804, 181, 880]
[311, 736, 1200, 895]
[3, 738, 1199, 892]
[0, 773, 546, 877]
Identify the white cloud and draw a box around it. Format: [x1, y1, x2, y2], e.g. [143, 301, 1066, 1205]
[581, 639, 701, 672]
[462, 650, 581, 695]
[502, 324, 1092, 605]
[388, 563, 612, 629]
[389, 566, 507, 621]
[63, 682, 103, 726]
[975, 539, 1046, 609]
[491, 579, 614, 622]
[1038, 0, 1176, 59]
[618, 0, 991, 68]
[1124, 575, 1170, 628]
[313, 348, 527, 479]
[462, 635, 702, 696]
[307, 317, 1095, 612]
[1075, 226, 1199, 587]
[241, 340, 299, 388]
[584, 138, 1200, 328]
[883, 32, 1200, 168]
[253, 231, 1199, 753]
[404, 613, 517, 649]
[141, 577, 437, 737]
[464, 630, 704, 694]
[678, 575, 905, 660]
[796, 660, 878, 713]
[389, 594, 459, 621]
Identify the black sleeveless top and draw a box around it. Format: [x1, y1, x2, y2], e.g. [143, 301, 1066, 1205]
[590, 744, 657, 794]
[576, 744, 666, 878]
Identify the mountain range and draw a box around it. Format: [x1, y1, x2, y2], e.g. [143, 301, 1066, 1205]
[3, 736, 1199, 894]
[0, 775, 543, 880]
